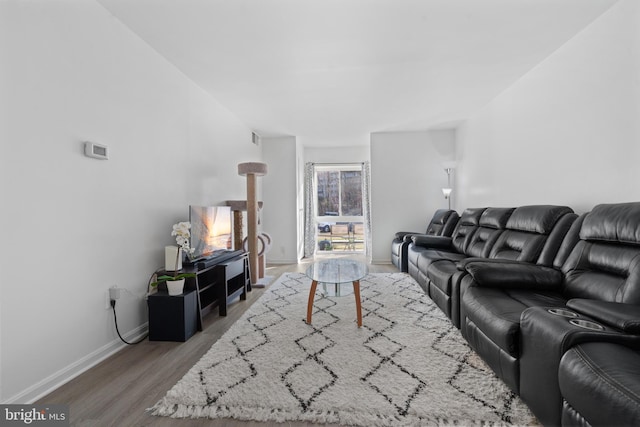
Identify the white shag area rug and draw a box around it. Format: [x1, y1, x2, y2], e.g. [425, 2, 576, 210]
[149, 272, 537, 426]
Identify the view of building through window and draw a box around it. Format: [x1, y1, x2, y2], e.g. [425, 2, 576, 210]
[316, 170, 363, 217]
[315, 165, 364, 253]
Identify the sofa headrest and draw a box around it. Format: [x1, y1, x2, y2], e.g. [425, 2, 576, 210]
[580, 202, 640, 245]
[459, 208, 487, 226]
[506, 205, 574, 234]
[430, 209, 456, 225]
[479, 207, 515, 229]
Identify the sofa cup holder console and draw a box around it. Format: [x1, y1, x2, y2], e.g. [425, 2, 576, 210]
[547, 308, 579, 318]
[569, 318, 604, 331]
[546, 308, 604, 330]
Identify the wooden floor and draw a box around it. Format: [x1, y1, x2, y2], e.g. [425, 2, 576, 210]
[38, 256, 396, 427]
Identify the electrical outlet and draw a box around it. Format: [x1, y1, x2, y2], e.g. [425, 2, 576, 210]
[109, 286, 121, 300]
[105, 291, 112, 310]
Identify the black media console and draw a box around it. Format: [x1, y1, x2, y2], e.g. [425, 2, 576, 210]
[155, 250, 250, 332]
[148, 290, 198, 342]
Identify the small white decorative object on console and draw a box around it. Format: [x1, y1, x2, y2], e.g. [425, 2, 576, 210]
[165, 246, 182, 271]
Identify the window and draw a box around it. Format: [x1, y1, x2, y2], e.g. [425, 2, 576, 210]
[316, 169, 362, 217]
[315, 164, 364, 253]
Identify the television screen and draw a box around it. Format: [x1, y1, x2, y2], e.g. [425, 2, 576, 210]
[188, 205, 232, 261]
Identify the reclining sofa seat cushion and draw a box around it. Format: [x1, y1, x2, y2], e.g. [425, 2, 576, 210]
[488, 205, 578, 266]
[457, 205, 575, 392]
[449, 209, 579, 331]
[561, 203, 640, 304]
[456, 205, 577, 326]
[516, 205, 640, 426]
[461, 202, 640, 426]
[413, 207, 488, 268]
[559, 341, 640, 426]
[426, 207, 515, 322]
[391, 209, 459, 272]
[520, 203, 640, 425]
[407, 207, 486, 292]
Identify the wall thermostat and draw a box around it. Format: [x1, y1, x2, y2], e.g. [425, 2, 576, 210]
[84, 142, 109, 160]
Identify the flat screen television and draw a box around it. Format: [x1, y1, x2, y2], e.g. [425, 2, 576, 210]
[188, 205, 232, 261]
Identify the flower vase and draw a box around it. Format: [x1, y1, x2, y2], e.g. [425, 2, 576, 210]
[166, 278, 185, 296]
[165, 246, 182, 271]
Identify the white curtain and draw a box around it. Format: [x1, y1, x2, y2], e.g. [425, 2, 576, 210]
[362, 161, 373, 261]
[303, 162, 317, 258]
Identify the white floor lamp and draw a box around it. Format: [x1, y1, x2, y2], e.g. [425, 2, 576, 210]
[442, 167, 454, 210]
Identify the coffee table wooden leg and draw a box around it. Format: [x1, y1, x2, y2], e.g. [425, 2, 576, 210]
[353, 280, 362, 327]
[307, 280, 318, 324]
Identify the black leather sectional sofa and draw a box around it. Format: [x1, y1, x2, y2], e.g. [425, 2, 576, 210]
[392, 202, 640, 426]
[390, 208, 459, 272]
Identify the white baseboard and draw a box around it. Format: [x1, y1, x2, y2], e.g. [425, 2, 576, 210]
[4, 323, 148, 404]
[371, 259, 393, 265]
[265, 259, 298, 265]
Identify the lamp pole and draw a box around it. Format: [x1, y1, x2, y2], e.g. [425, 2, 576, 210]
[443, 167, 453, 210]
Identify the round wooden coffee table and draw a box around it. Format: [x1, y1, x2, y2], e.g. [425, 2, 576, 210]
[305, 258, 368, 327]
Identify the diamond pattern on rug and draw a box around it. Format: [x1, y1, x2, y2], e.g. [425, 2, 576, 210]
[363, 359, 426, 416]
[364, 333, 403, 359]
[361, 310, 395, 332]
[247, 308, 285, 330]
[149, 272, 537, 427]
[282, 356, 338, 409]
[231, 329, 266, 354]
[296, 331, 334, 355]
[313, 295, 338, 310]
[198, 356, 255, 403]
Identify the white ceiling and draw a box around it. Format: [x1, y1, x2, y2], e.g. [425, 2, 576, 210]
[97, 0, 617, 147]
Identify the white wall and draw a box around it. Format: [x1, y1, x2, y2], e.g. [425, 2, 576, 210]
[456, 0, 640, 214]
[304, 146, 370, 164]
[0, 1, 260, 403]
[261, 136, 298, 264]
[370, 130, 456, 264]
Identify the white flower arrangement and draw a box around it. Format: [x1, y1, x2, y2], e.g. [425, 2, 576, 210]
[151, 221, 197, 287]
[171, 221, 196, 258]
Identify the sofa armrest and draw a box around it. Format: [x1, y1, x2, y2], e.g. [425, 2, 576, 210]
[567, 299, 640, 334]
[411, 235, 453, 249]
[395, 231, 420, 240]
[464, 261, 563, 290]
[457, 257, 528, 271]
